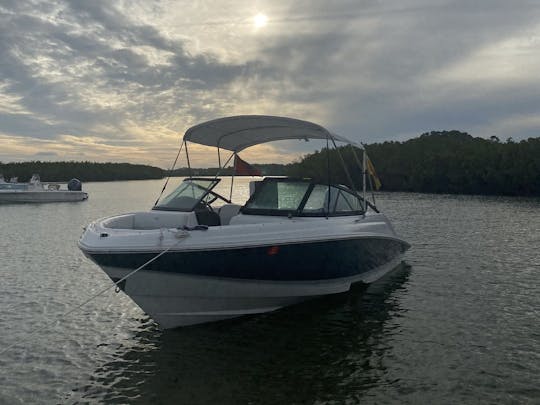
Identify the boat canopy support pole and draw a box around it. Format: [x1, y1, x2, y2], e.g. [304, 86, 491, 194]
[350, 144, 376, 210]
[362, 149, 367, 212]
[154, 139, 184, 206]
[326, 134, 331, 219]
[212, 151, 235, 181]
[229, 152, 237, 201]
[185, 141, 193, 179]
[331, 138, 358, 196]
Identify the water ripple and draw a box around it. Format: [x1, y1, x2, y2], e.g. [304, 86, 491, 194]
[0, 183, 538, 404]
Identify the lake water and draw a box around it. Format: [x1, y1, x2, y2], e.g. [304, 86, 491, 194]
[0, 178, 538, 404]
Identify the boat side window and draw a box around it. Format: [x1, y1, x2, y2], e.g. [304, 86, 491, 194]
[333, 188, 362, 213]
[277, 182, 310, 210]
[244, 181, 310, 212]
[302, 185, 328, 214]
[301, 185, 363, 215]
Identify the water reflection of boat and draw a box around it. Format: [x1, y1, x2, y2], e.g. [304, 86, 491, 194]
[0, 174, 88, 203]
[79, 116, 410, 328]
[73, 264, 411, 404]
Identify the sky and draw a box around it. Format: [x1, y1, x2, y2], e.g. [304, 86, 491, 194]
[1, 0, 539, 167]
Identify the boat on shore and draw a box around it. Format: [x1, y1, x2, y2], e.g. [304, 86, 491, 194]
[0, 174, 88, 203]
[78, 115, 409, 328]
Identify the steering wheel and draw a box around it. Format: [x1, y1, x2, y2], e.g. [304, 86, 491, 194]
[197, 190, 231, 212]
[208, 190, 231, 204]
[198, 198, 215, 213]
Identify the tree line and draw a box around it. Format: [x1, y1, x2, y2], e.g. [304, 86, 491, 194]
[0, 161, 164, 182]
[287, 131, 540, 196]
[2, 131, 538, 196]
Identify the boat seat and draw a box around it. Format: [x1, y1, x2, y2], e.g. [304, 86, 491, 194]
[218, 204, 241, 225]
[131, 211, 198, 230]
[195, 210, 221, 226]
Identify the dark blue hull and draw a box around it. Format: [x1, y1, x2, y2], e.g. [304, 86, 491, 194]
[87, 238, 408, 281]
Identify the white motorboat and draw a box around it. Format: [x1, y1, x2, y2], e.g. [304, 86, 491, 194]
[78, 115, 409, 329]
[0, 174, 88, 203]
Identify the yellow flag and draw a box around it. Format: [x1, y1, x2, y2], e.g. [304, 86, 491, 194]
[366, 156, 382, 190]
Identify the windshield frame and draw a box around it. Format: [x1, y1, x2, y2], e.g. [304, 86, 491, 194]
[152, 177, 225, 212]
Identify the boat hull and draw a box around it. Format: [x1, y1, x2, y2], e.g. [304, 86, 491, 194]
[84, 237, 408, 328]
[0, 190, 88, 203]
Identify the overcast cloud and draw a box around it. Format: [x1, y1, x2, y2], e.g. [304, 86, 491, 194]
[1, 0, 539, 166]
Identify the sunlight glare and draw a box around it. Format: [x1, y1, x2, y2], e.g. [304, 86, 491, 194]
[253, 13, 268, 29]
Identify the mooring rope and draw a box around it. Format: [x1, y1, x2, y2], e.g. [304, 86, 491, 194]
[0, 236, 186, 356]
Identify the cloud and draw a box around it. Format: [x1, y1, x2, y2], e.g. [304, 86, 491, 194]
[0, 0, 539, 166]
[33, 151, 59, 157]
[0, 0, 256, 165]
[247, 0, 540, 140]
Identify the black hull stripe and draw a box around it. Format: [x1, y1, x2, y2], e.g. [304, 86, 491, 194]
[87, 239, 408, 281]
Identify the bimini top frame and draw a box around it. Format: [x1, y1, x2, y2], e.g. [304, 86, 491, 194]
[157, 115, 376, 212]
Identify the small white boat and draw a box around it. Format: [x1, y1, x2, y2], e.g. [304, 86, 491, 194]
[79, 115, 409, 328]
[0, 174, 88, 203]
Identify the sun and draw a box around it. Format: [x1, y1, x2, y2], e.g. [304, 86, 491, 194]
[253, 13, 268, 29]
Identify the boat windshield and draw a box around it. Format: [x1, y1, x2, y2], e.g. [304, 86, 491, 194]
[153, 178, 221, 212]
[241, 178, 365, 217]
